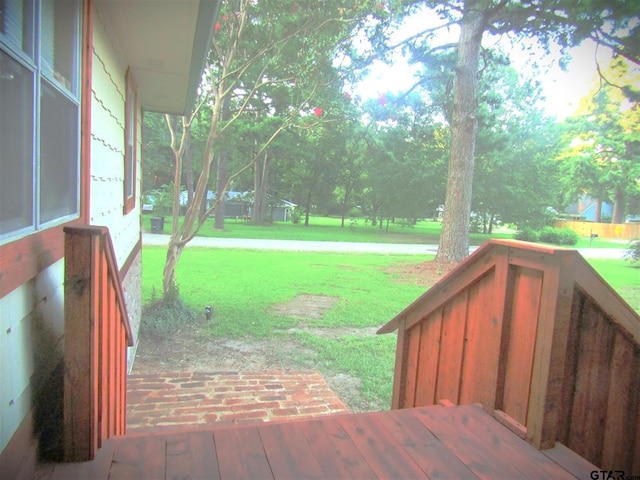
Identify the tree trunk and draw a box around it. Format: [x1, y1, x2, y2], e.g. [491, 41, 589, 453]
[185, 133, 194, 208]
[594, 198, 602, 223]
[254, 152, 270, 223]
[214, 150, 228, 230]
[214, 91, 233, 230]
[612, 189, 625, 223]
[340, 172, 354, 228]
[162, 240, 184, 301]
[304, 189, 312, 226]
[436, 4, 485, 263]
[163, 114, 188, 299]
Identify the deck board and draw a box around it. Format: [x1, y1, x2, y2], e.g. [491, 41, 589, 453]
[259, 422, 326, 479]
[376, 408, 479, 479]
[214, 426, 274, 479]
[337, 412, 431, 478]
[165, 431, 220, 479]
[34, 404, 595, 479]
[110, 435, 166, 479]
[441, 405, 576, 479]
[412, 405, 533, 479]
[300, 417, 378, 479]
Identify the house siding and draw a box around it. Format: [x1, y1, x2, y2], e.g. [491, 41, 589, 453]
[90, 11, 142, 268]
[0, 260, 65, 454]
[0, 5, 142, 458]
[90, 7, 143, 367]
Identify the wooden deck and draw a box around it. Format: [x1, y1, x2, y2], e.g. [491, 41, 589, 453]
[35, 404, 594, 479]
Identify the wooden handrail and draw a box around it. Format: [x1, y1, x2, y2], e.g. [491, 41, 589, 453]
[379, 239, 640, 470]
[63, 225, 134, 462]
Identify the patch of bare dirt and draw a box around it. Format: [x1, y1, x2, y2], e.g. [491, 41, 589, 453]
[386, 259, 457, 286]
[270, 294, 339, 319]
[132, 330, 312, 373]
[275, 326, 380, 338]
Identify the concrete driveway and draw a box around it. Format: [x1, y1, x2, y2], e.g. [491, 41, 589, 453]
[142, 233, 626, 259]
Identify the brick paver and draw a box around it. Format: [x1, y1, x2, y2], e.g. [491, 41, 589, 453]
[127, 371, 350, 432]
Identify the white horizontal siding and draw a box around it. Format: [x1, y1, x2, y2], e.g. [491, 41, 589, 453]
[90, 12, 142, 268]
[0, 260, 64, 453]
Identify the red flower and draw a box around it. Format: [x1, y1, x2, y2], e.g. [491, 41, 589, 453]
[313, 107, 323, 117]
[214, 22, 221, 33]
[292, 3, 298, 13]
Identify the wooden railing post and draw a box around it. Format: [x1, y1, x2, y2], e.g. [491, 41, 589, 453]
[63, 226, 133, 462]
[525, 252, 576, 450]
[63, 229, 98, 461]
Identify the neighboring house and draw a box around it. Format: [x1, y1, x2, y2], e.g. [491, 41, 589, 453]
[273, 200, 297, 222]
[564, 195, 613, 222]
[0, 0, 217, 470]
[178, 190, 297, 221]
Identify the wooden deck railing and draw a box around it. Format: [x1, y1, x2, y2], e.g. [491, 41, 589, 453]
[63, 226, 134, 462]
[378, 239, 640, 470]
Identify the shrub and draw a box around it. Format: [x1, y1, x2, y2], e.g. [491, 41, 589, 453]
[538, 226, 578, 246]
[348, 207, 362, 218]
[539, 226, 560, 244]
[141, 287, 200, 335]
[624, 239, 640, 264]
[469, 214, 484, 233]
[513, 227, 539, 242]
[394, 218, 417, 227]
[557, 227, 578, 246]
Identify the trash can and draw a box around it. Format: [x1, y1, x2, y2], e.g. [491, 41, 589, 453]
[150, 216, 164, 233]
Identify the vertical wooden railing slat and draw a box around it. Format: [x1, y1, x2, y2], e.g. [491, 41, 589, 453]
[92, 234, 103, 451]
[109, 279, 117, 437]
[63, 226, 133, 462]
[97, 239, 106, 446]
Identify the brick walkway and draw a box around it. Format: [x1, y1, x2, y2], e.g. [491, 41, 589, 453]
[127, 371, 350, 432]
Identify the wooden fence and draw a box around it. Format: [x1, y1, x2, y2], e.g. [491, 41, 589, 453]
[554, 220, 640, 240]
[63, 226, 133, 462]
[378, 239, 640, 470]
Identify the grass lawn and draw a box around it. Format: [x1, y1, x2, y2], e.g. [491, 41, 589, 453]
[588, 259, 640, 313]
[142, 246, 428, 410]
[143, 213, 628, 249]
[142, 245, 640, 411]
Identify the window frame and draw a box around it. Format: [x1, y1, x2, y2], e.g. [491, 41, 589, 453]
[0, 0, 90, 299]
[123, 68, 137, 214]
[0, 0, 82, 244]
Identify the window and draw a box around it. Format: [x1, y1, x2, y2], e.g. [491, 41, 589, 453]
[0, 0, 34, 57]
[123, 69, 137, 214]
[0, 0, 81, 242]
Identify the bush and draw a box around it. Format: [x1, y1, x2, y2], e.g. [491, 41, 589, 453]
[348, 207, 362, 218]
[513, 227, 539, 242]
[394, 218, 417, 227]
[624, 239, 640, 264]
[539, 226, 560, 244]
[557, 227, 578, 246]
[469, 214, 484, 233]
[141, 287, 200, 335]
[539, 226, 578, 246]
